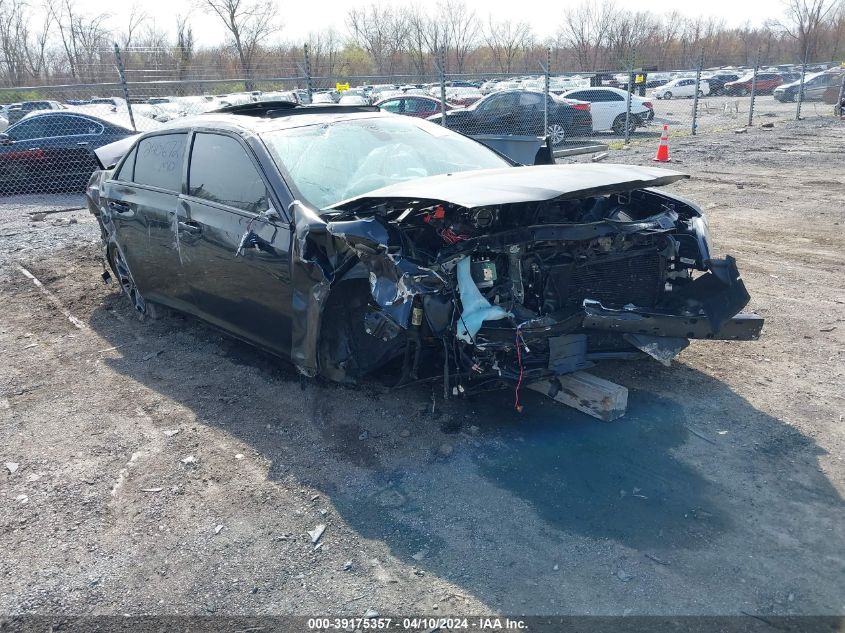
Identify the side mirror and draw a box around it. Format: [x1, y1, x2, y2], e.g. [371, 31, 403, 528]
[257, 206, 281, 223]
[0, 133, 13, 145]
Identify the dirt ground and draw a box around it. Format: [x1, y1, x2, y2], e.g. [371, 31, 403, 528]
[0, 118, 843, 618]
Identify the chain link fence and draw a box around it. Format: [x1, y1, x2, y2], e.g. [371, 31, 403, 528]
[1, 45, 842, 197]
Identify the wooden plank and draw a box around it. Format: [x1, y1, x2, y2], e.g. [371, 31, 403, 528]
[528, 371, 628, 422]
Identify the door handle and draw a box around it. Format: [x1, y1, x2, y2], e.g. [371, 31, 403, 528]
[108, 200, 131, 213]
[28, 147, 41, 151]
[178, 220, 202, 235]
[76, 141, 89, 146]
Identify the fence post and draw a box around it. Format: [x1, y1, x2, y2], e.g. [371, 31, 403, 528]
[543, 47, 551, 140]
[795, 43, 809, 120]
[691, 48, 704, 135]
[837, 73, 845, 118]
[303, 44, 313, 103]
[624, 54, 634, 144]
[748, 48, 760, 127]
[438, 48, 447, 127]
[113, 43, 137, 132]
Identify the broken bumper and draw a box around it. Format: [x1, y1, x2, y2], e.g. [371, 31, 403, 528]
[582, 303, 764, 341]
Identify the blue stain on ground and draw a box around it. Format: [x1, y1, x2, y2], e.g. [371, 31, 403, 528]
[467, 387, 727, 550]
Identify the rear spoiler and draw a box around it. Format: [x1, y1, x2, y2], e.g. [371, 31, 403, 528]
[93, 135, 139, 170]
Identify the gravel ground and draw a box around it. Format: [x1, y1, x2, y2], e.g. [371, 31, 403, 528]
[0, 118, 843, 618]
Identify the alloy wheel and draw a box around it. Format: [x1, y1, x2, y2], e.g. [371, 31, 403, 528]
[546, 123, 566, 145]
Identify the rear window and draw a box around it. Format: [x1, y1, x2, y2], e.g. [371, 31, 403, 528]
[133, 133, 187, 192]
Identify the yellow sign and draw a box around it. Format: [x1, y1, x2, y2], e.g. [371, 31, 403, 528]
[335, 82, 350, 92]
[635, 74, 645, 84]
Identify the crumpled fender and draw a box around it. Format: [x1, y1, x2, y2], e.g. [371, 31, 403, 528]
[291, 211, 448, 377]
[290, 202, 337, 376]
[327, 216, 447, 329]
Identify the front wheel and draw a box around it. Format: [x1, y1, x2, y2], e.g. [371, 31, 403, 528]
[790, 91, 799, 102]
[697, 90, 705, 98]
[110, 247, 165, 319]
[740, 87, 749, 96]
[546, 122, 567, 146]
[663, 91, 673, 100]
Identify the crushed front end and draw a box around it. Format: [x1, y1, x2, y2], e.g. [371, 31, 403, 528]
[294, 165, 763, 398]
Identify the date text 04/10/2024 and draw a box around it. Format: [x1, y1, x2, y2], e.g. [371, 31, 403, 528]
[306, 617, 527, 630]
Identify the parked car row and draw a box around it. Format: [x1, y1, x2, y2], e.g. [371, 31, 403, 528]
[0, 111, 137, 194]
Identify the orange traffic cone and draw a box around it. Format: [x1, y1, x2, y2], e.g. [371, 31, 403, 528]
[653, 124, 671, 162]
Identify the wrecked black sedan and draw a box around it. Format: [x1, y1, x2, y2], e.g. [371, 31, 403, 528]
[87, 102, 762, 402]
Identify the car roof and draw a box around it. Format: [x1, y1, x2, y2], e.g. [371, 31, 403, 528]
[375, 94, 439, 103]
[16, 108, 137, 131]
[153, 106, 394, 136]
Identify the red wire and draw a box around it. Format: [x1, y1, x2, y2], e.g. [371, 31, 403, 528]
[514, 328, 524, 413]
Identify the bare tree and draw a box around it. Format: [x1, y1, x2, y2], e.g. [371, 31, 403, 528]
[49, 0, 110, 80]
[200, 0, 280, 88]
[406, 7, 431, 75]
[26, 4, 54, 79]
[307, 28, 343, 79]
[442, 0, 480, 73]
[121, 4, 148, 49]
[347, 4, 410, 74]
[778, 0, 839, 60]
[559, 0, 616, 70]
[175, 13, 194, 80]
[484, 17, 533, 73]
[0, 0, 29, 84]
[605, 10, 658, 66]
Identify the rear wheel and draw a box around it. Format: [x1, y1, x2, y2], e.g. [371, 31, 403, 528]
[611, 114, 637, 135]
[546, 122, 567, 146]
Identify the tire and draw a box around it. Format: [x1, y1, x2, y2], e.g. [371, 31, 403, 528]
[109, 246, 165, 319]
[546, 122, 567, 146]
[318, 280, 406, 380]
[740, 87, 749, 96]
[611, 114, 636, 135]
[663, 91, 673, 100]
[697, 90, 705, 98]
[790, 91, 799, 103]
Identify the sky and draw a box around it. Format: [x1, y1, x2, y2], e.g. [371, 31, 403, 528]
[73, 0, 783, 46]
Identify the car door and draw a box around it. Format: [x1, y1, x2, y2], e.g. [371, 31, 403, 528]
[472, 93, 517, 135]
[568, 90, 614, 131]
[101, 132, 191, 310]
[0, 117, 52, 189]
[805, 75, 830, 100]
[36, 114, 104, 182]
[512, 92, 545, 134]
[405, 97, 438, 118]
[378, 97, 404, 115]
[179, 131, 295, 357]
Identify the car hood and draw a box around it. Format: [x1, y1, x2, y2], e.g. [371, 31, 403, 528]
[93, 134, 139, 169]
[330, 164, 688, 211]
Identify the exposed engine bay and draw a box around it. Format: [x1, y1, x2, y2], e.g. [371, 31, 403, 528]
[291, 166, 764, 400]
